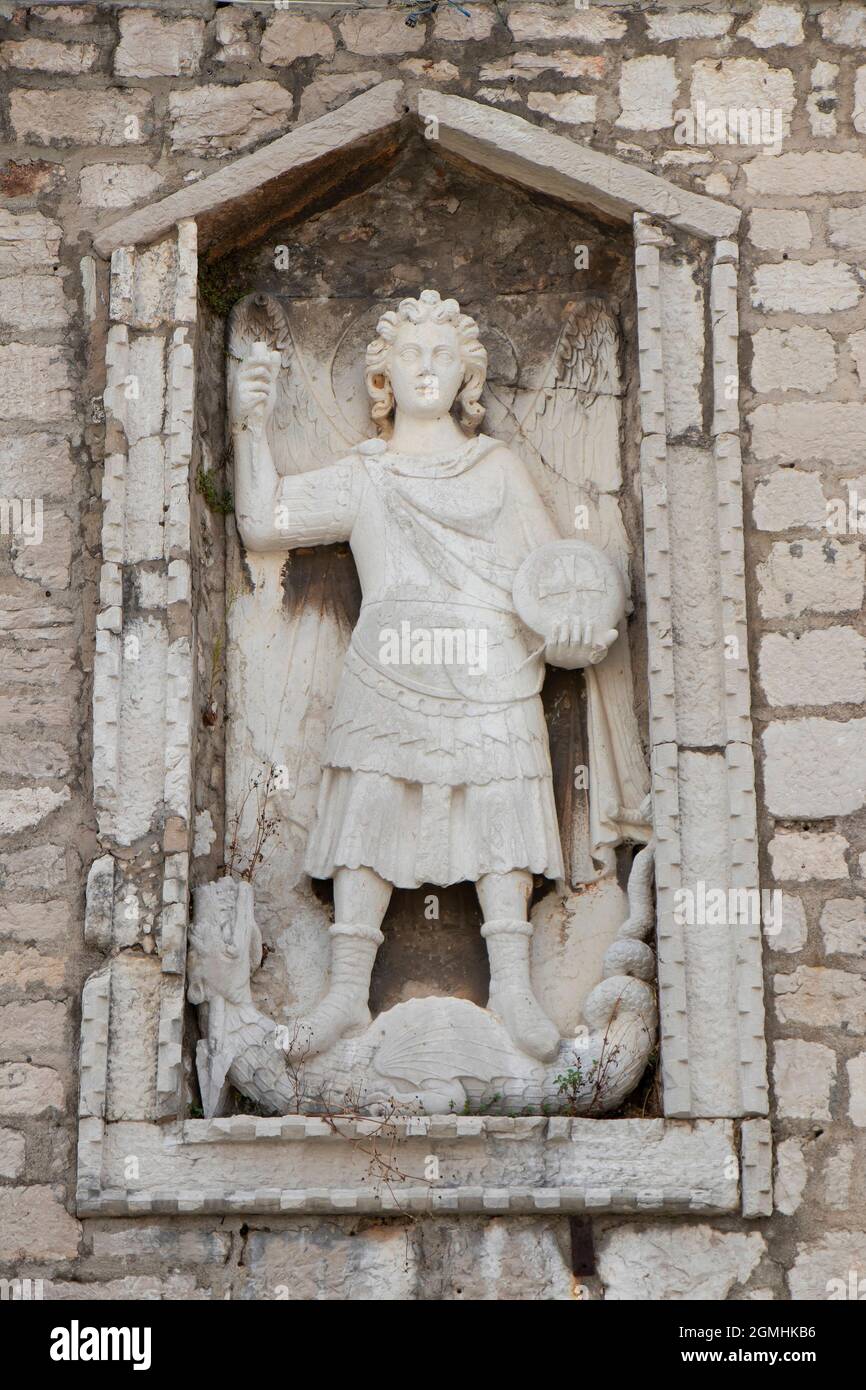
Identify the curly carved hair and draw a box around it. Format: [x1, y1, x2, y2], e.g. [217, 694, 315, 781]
[365, 289, 487, 433]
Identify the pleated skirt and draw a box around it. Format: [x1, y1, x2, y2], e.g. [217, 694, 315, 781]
[304, 655, 564, 889]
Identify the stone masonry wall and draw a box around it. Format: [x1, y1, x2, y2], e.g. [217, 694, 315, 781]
[1, 0, 865, 1300]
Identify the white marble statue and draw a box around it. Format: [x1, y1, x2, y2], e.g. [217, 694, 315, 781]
[228, 290, 637, 1067]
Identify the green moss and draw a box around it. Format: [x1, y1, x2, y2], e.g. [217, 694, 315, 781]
[198, 250, 255, 318]
[196, 462, 233, 516]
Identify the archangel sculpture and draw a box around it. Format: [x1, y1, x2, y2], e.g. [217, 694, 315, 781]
[189, 287, 656, 1117]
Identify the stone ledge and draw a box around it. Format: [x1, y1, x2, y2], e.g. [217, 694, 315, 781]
[76, 1117, 744, 1217]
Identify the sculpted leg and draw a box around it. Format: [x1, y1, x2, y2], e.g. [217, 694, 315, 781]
[476, 870, 560, 1063]
[285, 866, 392, 1059]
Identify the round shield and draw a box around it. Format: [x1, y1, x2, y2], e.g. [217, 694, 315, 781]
[512, 539, 627, 641]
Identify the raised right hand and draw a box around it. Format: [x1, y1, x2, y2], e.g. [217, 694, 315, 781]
[230, 341, 281, 430]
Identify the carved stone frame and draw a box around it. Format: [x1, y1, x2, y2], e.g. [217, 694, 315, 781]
[78, 83, 771, 1218]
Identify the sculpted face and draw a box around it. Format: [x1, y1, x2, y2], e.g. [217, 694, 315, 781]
[388, 318, 464, 421]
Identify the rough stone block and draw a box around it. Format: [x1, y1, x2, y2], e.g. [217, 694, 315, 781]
[773, 1039, 835, 1120]
[759, 629, 866, 707]
[115, 11, 205, 78]
[757, 539, 863, 618]
[169, 83, 293, 157]
[751, 326, 835, 394]
[752, 470, 826, 530]
[0, 1186, 80, 1261]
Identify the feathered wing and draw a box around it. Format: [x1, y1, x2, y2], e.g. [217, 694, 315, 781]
[486, 301, 650, 879]
[225, 295, 365, 1004]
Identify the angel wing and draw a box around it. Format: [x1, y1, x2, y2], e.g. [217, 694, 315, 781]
[485, 300, 651, 880]
[224, 294, 365, 1006]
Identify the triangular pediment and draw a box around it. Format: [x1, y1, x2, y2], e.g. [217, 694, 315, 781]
[93, 80, 738, 260]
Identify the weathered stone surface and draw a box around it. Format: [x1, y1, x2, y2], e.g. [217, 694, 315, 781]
[90, 1225, 232, 1264]
[0, 36, 99, 73]
[527, 91, 596, 125]
[751, 261, 861, 315]
[508, 6, 626, 42]
[0, 273, 69, 331]
[0, 436, 74, 501]
[768, 894, 808, 954]
[645, 10, 732, 40]
[849, 330, 866, 389]
[419, 1218, 572, 1300]
[299, 72, 383, 123]
[753, 404, 866, 465]
[775, 967, 866, 1035]
[10, 89, 152, 146]
[169, 83, 293, 157]
[105, 956, 161, 1121]
[0, 1000, 66, 1056]
[751, 326, 835, 395]
[848, 1053, 866, 1126]
[41, 1274, 206, 1300]
[773, 1039, 836, 1120]
[759, 629, 866, 707]
[596, 1224, 765, 1300]
[775, 1137, 807, 1216]
[480, 52, 605, 82]
[115, 11, 205, 78]
[434, 6, 494, 41]
[757, 539, 864, 618]
[10, 508, 73, 589]
[0, 844, 67, 896]
[214, 9, 256, 66]
[0, 947, 64, 991]
[0, 158, 65, 199]
[748, 208, 811, 251]
[747, 152, 866, 196]
[0, 1185, 79, 1261]
[400, 59, 459, 83]
[617, 56, 678, 131]
[789, 1232, 866, 1300]
[0, 209, 60, 276]
[808, 59, 839, 139]
[819, 6, 866, 46]
[340, 12, 425, 56]
[820, 899, 866, 957]
[752, 470, 825, 531]
[0, 1126, 24, 1178]
[79, 162, 164, 209]
[0, 901, 69, 948]
[240, 1221, 419, 1300]
[690, 59, 795, 134]
[764, 719, 866, 818]
[261, 14, 334, 66]
[824, 1144, 853, 1209]
[739, 4, 804, 48]
[829, 205, 866, 252]
[0, 345, 73, 422]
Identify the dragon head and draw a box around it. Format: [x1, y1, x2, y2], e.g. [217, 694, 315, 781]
[187, 878, 262, 1009]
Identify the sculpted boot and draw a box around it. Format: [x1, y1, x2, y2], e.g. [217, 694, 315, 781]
[482, 918, 560, 1062]
[284, 923, 383, 1060]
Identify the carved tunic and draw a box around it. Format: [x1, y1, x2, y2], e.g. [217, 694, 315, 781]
[275, 433, 565, 888]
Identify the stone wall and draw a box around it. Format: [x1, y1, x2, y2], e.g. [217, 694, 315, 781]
[1, 0, 865, 1300]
